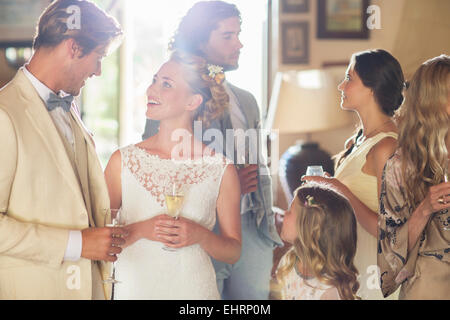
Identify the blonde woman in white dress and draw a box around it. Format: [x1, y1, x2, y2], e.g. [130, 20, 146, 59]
[104, 51, 241, 299]
[303, 49, 405, 300]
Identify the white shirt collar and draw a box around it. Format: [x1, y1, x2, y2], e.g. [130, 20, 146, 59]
[21, 65, 57, 104]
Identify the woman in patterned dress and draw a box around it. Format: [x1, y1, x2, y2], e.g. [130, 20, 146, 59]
[378, 55, 450, 299]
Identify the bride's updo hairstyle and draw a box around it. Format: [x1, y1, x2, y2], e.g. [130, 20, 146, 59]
[170, 50, 229, 127]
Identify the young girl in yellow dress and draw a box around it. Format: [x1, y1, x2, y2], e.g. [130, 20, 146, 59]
[276, 183, 360, 300]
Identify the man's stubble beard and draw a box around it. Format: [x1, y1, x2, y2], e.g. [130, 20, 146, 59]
[223, 62, 239, 72]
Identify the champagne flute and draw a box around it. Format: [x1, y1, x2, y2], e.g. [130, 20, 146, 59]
[444, 159, 450, 230]
[306, 165, 324, 177]
[162, 183, 185, 252]
[235, 135, 251, 170]
[436, 159, 449, 208]
[444, 158, 449, 182]
[103, 208, 126, 284]
[236, 155, 250, 170]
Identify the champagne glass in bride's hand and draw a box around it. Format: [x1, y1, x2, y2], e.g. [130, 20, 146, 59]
[163, 184, 185, 252]
[103, 208, 126, 284]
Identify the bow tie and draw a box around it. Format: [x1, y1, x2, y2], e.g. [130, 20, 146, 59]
[46, 93, 74, 112]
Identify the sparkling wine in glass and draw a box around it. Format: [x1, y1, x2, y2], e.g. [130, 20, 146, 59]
[235, 136, 251, 170]
[103, 208, 125, 284]
[165, 194, 184, 218]
[162, 184, 184, 251]
[306, 165, 324, 177]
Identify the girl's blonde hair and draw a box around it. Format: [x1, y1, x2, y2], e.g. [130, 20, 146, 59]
[170, 50, 229, 127]
[276, 183, 360, 300]
[398, 54, 450, 208]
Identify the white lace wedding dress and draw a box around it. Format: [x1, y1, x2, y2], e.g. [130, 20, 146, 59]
[113, 144, 229, 300]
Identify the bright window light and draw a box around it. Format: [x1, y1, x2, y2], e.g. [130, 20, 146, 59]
[128, 0, 268, 143]
[83, 0, 269, 164]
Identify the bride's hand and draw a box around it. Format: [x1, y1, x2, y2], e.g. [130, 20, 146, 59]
[154, 216, 208, 249]
[123, 214, 166, 248]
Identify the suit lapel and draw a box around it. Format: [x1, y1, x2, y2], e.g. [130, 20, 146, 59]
[227, 83, 253, 129]
[70, 108, 110, 228]
[206, 84, 254, 160]
[16, 72, 85, 205]
[70, 108, 111, 298]
[69, 112, 95, 227]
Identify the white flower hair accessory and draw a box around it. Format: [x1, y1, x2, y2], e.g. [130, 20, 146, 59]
[304, 195, 317, 207]
[207, 64, 225, 85]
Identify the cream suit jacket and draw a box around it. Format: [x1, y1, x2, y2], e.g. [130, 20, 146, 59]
[0, 69, 111, 299]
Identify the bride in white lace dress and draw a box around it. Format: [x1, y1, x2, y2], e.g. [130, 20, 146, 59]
[104, 51, 241, 299]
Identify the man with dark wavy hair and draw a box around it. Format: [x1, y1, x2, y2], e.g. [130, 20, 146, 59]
[143, 1, 282, 300]
[0, 0, 123, 299]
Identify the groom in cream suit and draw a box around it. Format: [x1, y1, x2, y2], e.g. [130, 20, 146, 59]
[0, 0, 125, 299]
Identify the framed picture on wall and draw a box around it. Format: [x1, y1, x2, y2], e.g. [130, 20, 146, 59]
[281, 0, 310, 13]
[281, 22, 309, 64]
[0, 0, 51, 47]
[317, 0, 370, 39]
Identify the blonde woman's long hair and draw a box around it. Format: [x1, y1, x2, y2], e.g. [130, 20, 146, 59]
[276, 183, 360, 300]
[398, 54, 450, 208]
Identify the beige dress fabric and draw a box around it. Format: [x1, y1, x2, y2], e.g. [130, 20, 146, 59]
[334, 132, 399, 300]
[378, 150, 450, 300]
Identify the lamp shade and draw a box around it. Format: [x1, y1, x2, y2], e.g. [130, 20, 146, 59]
[266, 69, 354, 134]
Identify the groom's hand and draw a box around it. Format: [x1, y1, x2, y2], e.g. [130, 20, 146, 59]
[81, 227, 126, 262]
[237, 164, 258, 195]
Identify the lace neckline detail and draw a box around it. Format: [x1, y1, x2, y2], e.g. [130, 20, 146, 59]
[122, 144, 229, 209]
